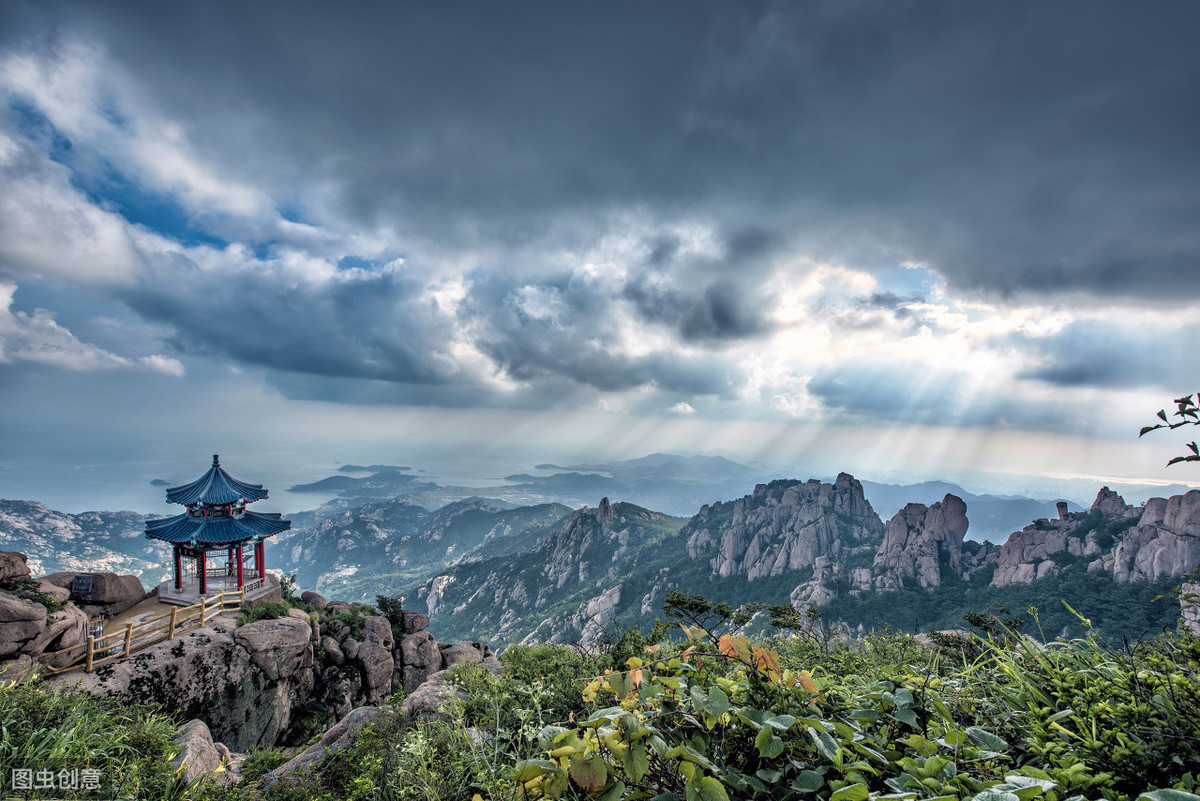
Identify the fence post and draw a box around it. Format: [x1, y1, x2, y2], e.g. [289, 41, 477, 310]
[199, 599, 206, 628]
[85, 636, 94, 673]
[240, 586, 246, 606]
[123, 623, 133, 658]
[169, 607, 178, 640]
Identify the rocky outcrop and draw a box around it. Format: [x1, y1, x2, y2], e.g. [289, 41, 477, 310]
[0, 592, 46, 657]
[0, 551, 30, 581]
[40, 571, 146, 617]
[1110, 491, 1200, 583]
[685, 474, 884, 582]
[871, 495, 968, 590]
[301, 591, 327, 611]
[0, 550, 89, 673]
[264, 706, 396, 789]
[988, 487, 1200, 587]
[1182, 583, 1200, 636]
[50, 614, 314, 751]
[172, 719, 235, 787]
[1092, 486, 1132, 517]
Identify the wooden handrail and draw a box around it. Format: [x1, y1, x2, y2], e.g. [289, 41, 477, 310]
[38, 588, 255, 675]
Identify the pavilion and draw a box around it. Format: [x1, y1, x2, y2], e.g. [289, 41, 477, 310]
[145, 454, 290, 605]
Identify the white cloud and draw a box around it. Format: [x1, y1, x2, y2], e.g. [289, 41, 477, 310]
[0, 282, 182, 375]
[667, 401, 696, 415]
[0, 131, 142, 284]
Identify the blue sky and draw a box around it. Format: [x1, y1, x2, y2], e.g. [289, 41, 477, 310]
[1, 1, 1198, 512]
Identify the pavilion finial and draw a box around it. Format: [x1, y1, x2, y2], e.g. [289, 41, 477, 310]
[212, 454, 220, 466]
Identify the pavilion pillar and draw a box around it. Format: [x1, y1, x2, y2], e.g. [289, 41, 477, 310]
[198, 550, 207, 595]
[254, 539, 263, 579]
[173, 546, 182, 592]
[235, 543, 244, 588]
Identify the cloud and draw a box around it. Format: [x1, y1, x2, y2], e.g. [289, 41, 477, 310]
[0, 281, 182, 374]
[1016, 319, 1200, 390]
[6, 2, 1197, 303]
[806, 356, 1070, 430]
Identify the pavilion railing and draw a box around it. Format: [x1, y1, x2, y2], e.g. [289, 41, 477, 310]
[170, 569, 264, 594]
[36, 588, 250, 676]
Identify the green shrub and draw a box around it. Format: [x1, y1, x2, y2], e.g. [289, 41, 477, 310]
[0, 575, 63, 613]
[0, 681, 188, 800]
[238, 600, 291, 625]
[323, 605, 375, 639]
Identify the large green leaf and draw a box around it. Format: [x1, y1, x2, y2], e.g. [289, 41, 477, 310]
[1139, 792, 1200, 801]
[627, 741, 650, 782]
[570, 753, 609, 793]
[831, 783, 869, 801]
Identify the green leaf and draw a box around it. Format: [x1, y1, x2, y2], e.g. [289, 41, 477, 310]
[966, 727, 1008, 752]
[831, 783, 869, 801]
[705, 686, 730, 717]
[791, 770, 825, 793]
[698, 776, 731, 801]
[570, 754, 609, 793]
[767, 714, 797, 731]
[972, 791, 1020, 801]
[1139, 791, 1200, 801]
[807, 726, 841, 764]
[596, 780, 627, 801]
[738, 708, 769, 729]
[756, 769, 783, 783]
[539, 726, 570, 750]
[893, 708, 919, 729]
[510, 759, 560, 782]
[627, 742, 650, 782]
[754, 725, 777, 757]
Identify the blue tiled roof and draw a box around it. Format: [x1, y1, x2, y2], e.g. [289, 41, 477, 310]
[165, 454, 270, 506]
[144, 510, 291, 546]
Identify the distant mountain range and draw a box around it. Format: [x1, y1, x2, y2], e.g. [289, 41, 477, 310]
[4, 454, 1197, 647]
[285, 453, 1083, 540]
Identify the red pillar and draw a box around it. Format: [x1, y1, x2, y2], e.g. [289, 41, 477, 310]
[198, 550, 207, 595]
[235, 543, 244, 588]
[173, 546, 182, 591]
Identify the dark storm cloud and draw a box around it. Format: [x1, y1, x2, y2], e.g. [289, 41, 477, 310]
[459, 270, 741, 399]
[1016, 320, 1200, 390]
[120, 260, 462, 385]
[6, 0, 1199, 302]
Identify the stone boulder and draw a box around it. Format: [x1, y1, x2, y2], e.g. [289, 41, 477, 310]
[398, 629, 440, 691]
[0, 654, 37, 683]
[400, 610, 429, 634]
[357, 616, 395, 703]
[324, 600, 353, 615]
[400, 669, 463, 718]
[37, 580, 70, 604]
[172, 719, 235, 786]
[24, 604, 87, 666]
[873, 495, 968, 590]
[52, 614, 314, 751]
[300, 591, 327, 611]
[264, 706, 395, 789]
[1091, 486, 1131, 517]
[40, 571, 146, 617]
[0, 591, 46, 657]
[0, 551, 31, 581]
[234, 617, 313, 681]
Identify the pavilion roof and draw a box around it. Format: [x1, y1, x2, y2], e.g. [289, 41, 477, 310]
[165, 454, 270, 506]
[144, 510, 291, 547]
